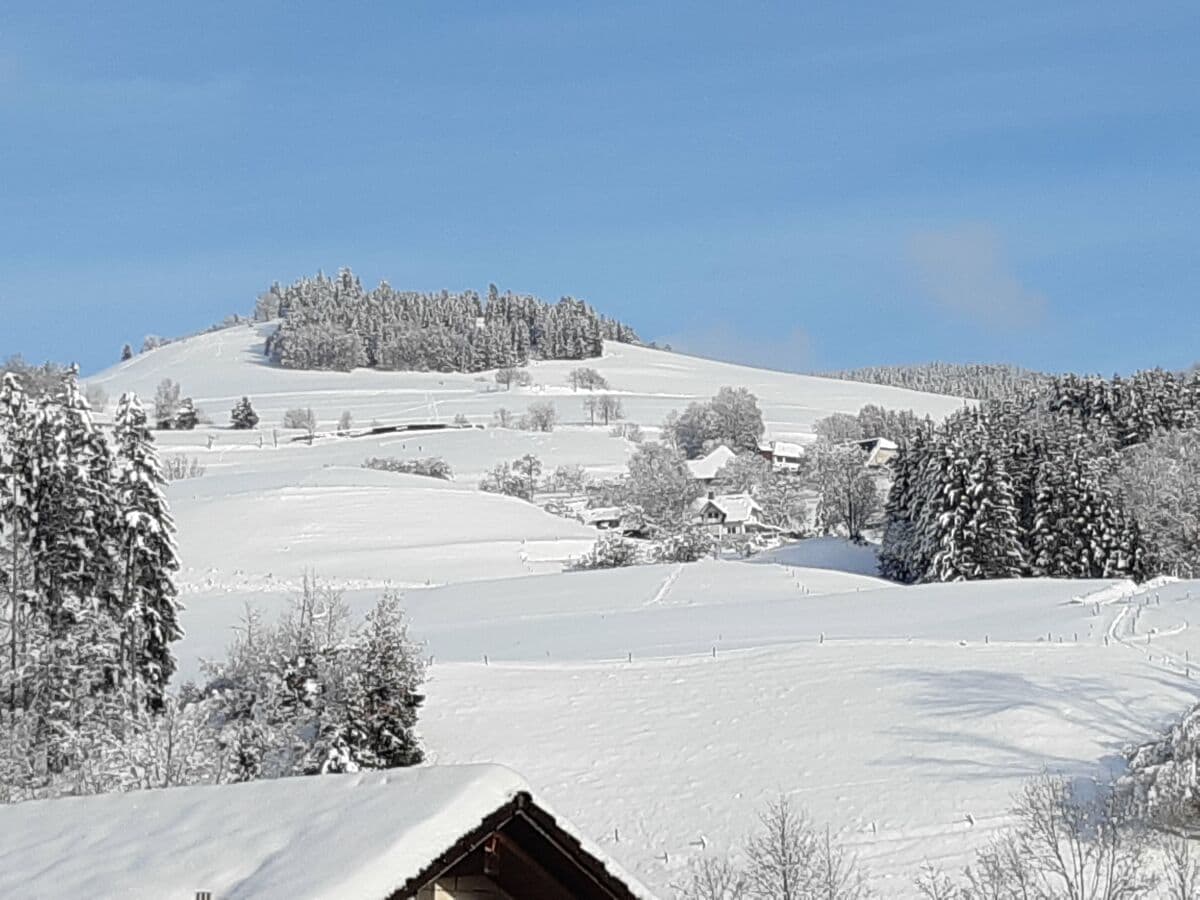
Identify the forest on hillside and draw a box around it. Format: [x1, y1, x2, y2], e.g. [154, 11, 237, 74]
[880, 368, 1200, 583]
[253, 269, 640, 373]
[817, 361, 1057, 400]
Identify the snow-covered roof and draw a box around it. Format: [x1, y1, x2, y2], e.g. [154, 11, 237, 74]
[686, 444, 737, 480]
[583, 506, 624, 524]
[0, 764, 656, 900]
[763, 439, 805, 458]
[692, 492, 762, 523]
[854, 436, 898, 451]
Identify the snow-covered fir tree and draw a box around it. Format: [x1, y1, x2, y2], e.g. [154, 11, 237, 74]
[112, 393, 184, 710]
[332, 592, 425, 771]
[875, 366, 1199, 584]
[230, 396, 259, 430]
[257, 268, 638, 374]
[29, 369, 116, 645]
[173, 398, 199, 430]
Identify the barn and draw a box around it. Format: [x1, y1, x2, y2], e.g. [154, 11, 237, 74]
[0, 764, 657, 900]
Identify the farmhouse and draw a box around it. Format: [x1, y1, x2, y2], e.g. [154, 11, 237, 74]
[0, 764, 657, 900]
[685, 444, 737, 485]
[756, 439, 806, 471]
[691, 491, 768, 535]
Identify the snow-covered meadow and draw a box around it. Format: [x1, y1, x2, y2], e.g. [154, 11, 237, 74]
[81, 327, 1200, 897]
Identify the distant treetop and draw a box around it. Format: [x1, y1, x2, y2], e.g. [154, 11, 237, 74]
[815, 361, 1056, 401]
[254, 268, 640, 373]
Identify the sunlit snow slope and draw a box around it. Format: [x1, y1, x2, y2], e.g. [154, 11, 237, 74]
[77, 323, 1200, 898]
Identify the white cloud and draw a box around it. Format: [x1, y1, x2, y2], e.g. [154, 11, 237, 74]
[908, 224, 1046, 329]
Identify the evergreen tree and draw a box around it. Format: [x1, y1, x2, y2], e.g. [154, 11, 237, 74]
[959, 450, 1025, 579]
[113, 393, 183, 710]
[335, 593, 425, 770]
[878, 432, 925, 583]
[0, 374, 36, 709]
[29, 370, 116, 643]
[173, 398, 199, 431]
[230, 397, 259, 430]
[120, 344, 133, 362]
[263, 270, 638, 374]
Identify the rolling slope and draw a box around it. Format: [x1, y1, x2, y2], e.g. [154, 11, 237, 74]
[77, 322, 1200, 897]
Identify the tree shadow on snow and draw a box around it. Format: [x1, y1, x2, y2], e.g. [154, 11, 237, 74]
[870, 666, 1199, 783]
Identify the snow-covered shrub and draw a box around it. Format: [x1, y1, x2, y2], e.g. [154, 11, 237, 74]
[610, 421, 643, 442]
[199, 577, 428, 779]
[654, 526, 714, 563]
[1120, 698, 1200, 832]
[362, 456, 453, 480]
[282, 407, 317, 432]
[230, 396, 259, 429]
[541, 464, 589, 494]
[479, 454, 541, 501]
[569, 534, 640, 570]
[162, 455, 206, 481]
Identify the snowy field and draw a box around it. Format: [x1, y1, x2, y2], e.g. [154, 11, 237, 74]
[80, 327, 1200, 897]
[88, 322, 967, 444]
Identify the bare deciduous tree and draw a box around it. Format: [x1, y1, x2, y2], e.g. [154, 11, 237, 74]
[282, 407, 318, 439]
[675, 857, 747, 900]
[153, 378, 181, 427]
[599, 394, 623, 425]
[1160, 835, 1200, 900]
[568, 367, 609, 391]
[813, 443, 879, 541]
[495, 367, 532, 390]
[521, 401, 558, 432]
[686, 797, 873, 900]
[920, 775, 1159, 900]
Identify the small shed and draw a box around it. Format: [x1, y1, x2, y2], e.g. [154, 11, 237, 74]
[0, 764, 658, 900]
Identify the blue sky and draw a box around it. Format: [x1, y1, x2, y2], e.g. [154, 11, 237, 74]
[2, 2, 1198, 376]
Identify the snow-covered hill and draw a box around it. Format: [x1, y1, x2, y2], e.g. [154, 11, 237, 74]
[75, 324, 1200, 897]
[86, 321, 968, 597]
[87, 322, 967, 441]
